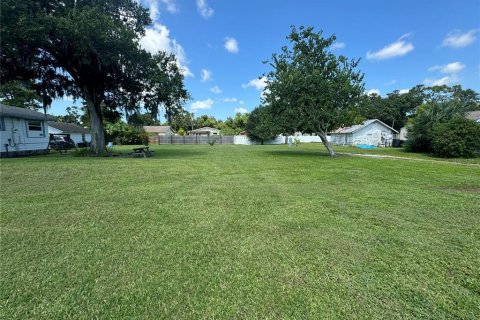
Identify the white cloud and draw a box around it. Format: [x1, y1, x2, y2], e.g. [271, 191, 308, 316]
[210, 86, 222, 94]
[384, 79, 397, 85]
[331, 42, 345, 50]
[223, 97, 238, 103]
[423, 74, 460, 86]
[141, 0, 177, 21]
[161, 0, 178, 14]
[399, 89, 410, 94]
[224, 37, 239, 53]
[366, 89, 381, 96]
[197, 0, 214, 19]
[428, 62, 465, 74]
[146, 0, 159, 21]
[366, 34, 414, 60]
[425, 61, 464, 86]
[201, 69, 212, 82]
[234, 107, 248, 114]
[242, 76, 267, 90]
[442, 29, 478, 48]
[191, 98, 214, 110]
[140, 23, 193, 77]
[239, 100, 244, 104]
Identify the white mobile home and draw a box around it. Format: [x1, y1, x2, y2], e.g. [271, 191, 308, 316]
[189, 127, 220, 136]
[48, 121, 91, 146]
[330, 119, 398, 147]
[0, 104, 51, 157]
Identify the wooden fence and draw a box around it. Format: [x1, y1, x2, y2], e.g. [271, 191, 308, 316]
[155, 135, 235, 145]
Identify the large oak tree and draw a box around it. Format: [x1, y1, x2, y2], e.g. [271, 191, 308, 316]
[1, 0, 188, 155]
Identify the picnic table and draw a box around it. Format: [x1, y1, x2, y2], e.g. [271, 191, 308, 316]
[50, 142, 74, 155]
[131, 146, 153, 158]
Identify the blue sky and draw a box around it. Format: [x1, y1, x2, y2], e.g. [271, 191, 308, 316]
[51, 0, 480, 120]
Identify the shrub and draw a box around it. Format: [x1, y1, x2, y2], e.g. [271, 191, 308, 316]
[432, 117, 480, 158]
[405, 100, 470, 153]
[105, 122, 146, 145]
[177, 128, 186, 136]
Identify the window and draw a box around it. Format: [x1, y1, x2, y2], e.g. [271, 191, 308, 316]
[28, 121, 42, 131]
[0, 117, 4, 131]
[26, 120, 44, 138]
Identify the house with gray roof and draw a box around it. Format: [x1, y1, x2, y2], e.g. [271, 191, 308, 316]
[0, 104, 53, 157]
[47, 121, 92, 146]
[143, 126, 174, 136]
[330, 119, 398, 146]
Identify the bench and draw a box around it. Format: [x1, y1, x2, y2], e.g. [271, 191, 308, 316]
[130, 146, 154, 158]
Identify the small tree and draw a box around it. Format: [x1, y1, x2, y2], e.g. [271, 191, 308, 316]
[246, 106, 278, 144]
[262, 26, 364, 156]
[105, 122, 146, 145]
[432, 117, 480, 158]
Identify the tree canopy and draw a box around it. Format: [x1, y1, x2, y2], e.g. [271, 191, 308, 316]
[245, 106, 278, 144]
[1, 0, 188, 155]
[354, 84, 479, 131]
[261, 26, 365, 156]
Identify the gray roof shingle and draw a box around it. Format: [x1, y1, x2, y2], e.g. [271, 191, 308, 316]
[0, 104, 54, 121]
[143, 126, 173, 133]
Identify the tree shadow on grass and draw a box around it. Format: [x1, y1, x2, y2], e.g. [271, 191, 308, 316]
[103, 147, 207, 159]
[264, 149, 345, 159]
[146, 148, 207, 159]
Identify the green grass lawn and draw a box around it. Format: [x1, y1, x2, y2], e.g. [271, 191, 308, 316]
[1, 144, 479, 319]
[333, 145, 480, 164]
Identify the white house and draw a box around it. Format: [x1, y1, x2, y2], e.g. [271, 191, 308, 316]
[330, 119, 398, 146]
[189, 127, 220, 136]
[0, 104, 52, 157]
[48, 121, 91, 146]
[143, 125, 174, 136]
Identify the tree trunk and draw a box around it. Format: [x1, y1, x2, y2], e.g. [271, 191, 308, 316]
[317, 130, 336, 156]
[83, 90, 106, 156]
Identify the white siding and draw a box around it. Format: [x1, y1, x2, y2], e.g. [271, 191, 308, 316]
[69, 133, 91, 145]
[352, 122, 394, 146]
[233, 135, 329, 145]
[330, 133, 352, 145]
[1, 116, 49, 153]
[48, 126, 92, 145]
[330, 121, 396, 146]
